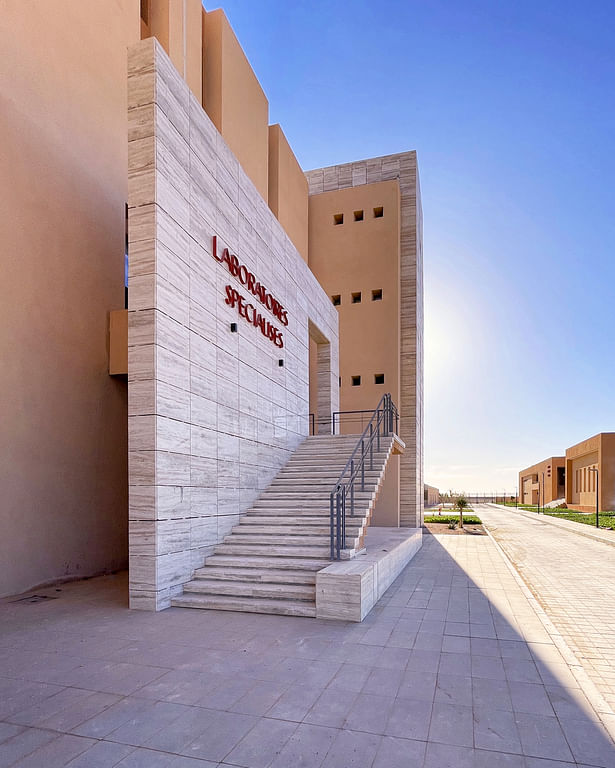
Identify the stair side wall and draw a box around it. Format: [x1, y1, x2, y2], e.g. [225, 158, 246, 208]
[127, 40, 339, 610]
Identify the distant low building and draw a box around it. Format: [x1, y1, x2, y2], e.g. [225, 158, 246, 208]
[424, 484, 440, 507]
[565, 433, 615, 513]
[518, 458, 565, 506]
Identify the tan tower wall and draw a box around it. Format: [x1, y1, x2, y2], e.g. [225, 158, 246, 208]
[0, 0, 140, 598]
[306, 153, 424, 528]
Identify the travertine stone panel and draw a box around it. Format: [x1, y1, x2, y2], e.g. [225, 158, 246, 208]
[127, 39, 338, 610]
[306, 153, 424, 527]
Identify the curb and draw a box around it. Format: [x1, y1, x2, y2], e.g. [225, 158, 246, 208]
[481, 515, 615, 743]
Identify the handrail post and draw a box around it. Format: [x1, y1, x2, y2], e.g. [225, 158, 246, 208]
[370, 423, 373, 470]
[329, 492, 334, 560]
[377, 411, 381, 452]
[361, 439, 365, 491]
[342, 488, 346, 550]
[336, 491, 341, 559]
[350, 460, 354, 516]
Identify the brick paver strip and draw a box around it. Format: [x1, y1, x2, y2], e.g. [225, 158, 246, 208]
[490, 502, 615, 548]
[480, 503, 615, 724]
[1, 529, 615, 766]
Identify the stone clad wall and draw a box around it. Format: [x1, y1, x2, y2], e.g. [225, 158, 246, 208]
[306, 153, 424, 528]
[127, 39, 339, 610]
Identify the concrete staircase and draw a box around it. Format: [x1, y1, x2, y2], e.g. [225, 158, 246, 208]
[171, 433, 396, 617]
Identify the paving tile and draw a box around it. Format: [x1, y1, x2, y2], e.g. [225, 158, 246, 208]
[385, 697, 432, 741]
[366, 668, 402, 699]
[423, 741, 476, 768]
[473, 706, 522, 753]
[435, 673, 472, 706]
[343, 693, 394, 735]
[514, 711, 573, 762]
[327, 664, 371, 694]
[397, 669, 436, 702]
[441, 635, 470, 654]
[11, 734, 94, 767]
[428, 701, 473, 747]
[320, 728, 381, 768]
[406, 649, 440, 672]
[0, 723, 24, 743]
[108, 700, 188, 746]
[503, 658, 542, 684]
[135, 705, 214, 754]
[64, 740, 135, 767]
[265, 684, 322, 722]
[472, 654, 506, 680]
[305, 688, 357, 728]
[472, 676, 513, 711]
[558, 716, 615, 767]
[268, 723, 338, 768]
[0, 678, 64, 720]
[7, 686, 93, 727]
[224, 717, 297, 768]
[0, 728, 59, 768]
[180, 709, 258, 762]
[371, 735, 426, 768]
[474, 749, 525, 767]
[508, 681, 554, 716]
[438, 652, 471, 676]
[72, 695, 151, 738]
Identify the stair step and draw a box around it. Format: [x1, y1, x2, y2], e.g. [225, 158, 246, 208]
[204, 555, 331, 570]
[194, 566, 317, 584]
[233, 524, 362, 536]
[182, 579, 315, 601]
[214, 543, 330, 557]
[225, 533, 332, 545]
[172, 593, 316, 617]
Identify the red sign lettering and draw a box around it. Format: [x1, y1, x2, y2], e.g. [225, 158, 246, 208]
[213, 236, 286, 348]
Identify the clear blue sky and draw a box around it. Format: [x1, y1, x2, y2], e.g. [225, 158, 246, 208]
[209, 0, 615, 494]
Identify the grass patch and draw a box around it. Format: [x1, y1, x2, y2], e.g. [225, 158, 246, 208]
[424, 514, 482, 525]
[497, 502, 615, 530]
[544, 511, 615, 529]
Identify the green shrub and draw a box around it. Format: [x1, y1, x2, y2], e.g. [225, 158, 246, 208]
[424, 515, 482, 525]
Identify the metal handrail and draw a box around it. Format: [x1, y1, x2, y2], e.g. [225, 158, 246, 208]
[329, 393, 399, 559]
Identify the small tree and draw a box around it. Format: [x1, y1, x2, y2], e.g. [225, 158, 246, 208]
[454, 494, 468, 529]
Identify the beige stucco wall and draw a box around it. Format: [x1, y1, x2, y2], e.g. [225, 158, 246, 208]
[518, 456, 565, 505]
[147, 0, 203, 101]
[268, 124, 309, 261]
[307, 154, 424, 528]
[307, 180, 401, 525]
[202, 9, 269, 203]
[0, 0, 139, 598]
[566, 434, 615, 512]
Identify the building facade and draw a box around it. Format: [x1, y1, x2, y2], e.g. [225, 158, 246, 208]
[565, 433, 615, 513]
[1, 1, 423, 606]
[424, 484, 440, 507]
[518, 457, 566, 506]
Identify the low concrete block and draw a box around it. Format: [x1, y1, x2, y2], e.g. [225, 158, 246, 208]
[315, 527, 422, 621]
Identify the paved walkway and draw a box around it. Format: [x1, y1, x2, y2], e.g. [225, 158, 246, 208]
[478, 503, 615, 717]
[1, 531, 614, 767]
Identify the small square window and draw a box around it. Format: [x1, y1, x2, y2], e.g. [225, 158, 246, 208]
[372, 289, 382, 301]
[333, 213, 344, 225]
[354, 210, 364, 222]
[375, 374, 385, 385]
[332, 294, 341, 306]
[373, 206, 384, 218]
[351, 375, 361, 387]
[351, 292, 362, 304]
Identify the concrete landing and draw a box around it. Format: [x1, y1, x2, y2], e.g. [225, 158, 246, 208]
[315, 526, 422, 621]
